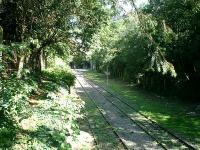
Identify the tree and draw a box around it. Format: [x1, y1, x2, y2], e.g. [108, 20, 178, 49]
[87, 0, 200, 99]
[144, 0, 200, 98]
[0, 0, 110, 76]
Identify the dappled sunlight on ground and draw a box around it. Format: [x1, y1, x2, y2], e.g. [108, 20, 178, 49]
[70, 130, 95, 150]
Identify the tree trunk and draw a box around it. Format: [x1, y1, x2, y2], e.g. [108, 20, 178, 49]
[163, 78, 166, 91]
[0, 26, 3, 68]
[0, 26, 3, 92]
[17, 55, 25, 78]
[40, 50, 45, 70]
[44, 54, 48, 69]
[28, 49, 42, 73]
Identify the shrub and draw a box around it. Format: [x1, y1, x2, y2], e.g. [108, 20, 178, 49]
[0, 68, 82, 149]
[42, 68, 75, 91]
[0, 77, 38, 126]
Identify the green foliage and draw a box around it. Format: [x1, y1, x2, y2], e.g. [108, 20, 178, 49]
[0, 67, 83, 149]
[72, 53, 87, 68]
[143, 0, 200, 98]
[0, 75, 38, 148]
[89, 20, 125, 71]
[1, 77, 38, 125]
[0, 127, 16, 148]
[148, 49, 177, 77]
[1, 0, 112, 75]
[88, 0, 200, 98]
[42, 68, 75, 88]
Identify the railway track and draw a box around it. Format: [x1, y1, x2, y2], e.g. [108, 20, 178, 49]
[75, 70, 197, 150]
[76, 75, 129, 150]
[75, 71, 164, 149]
[88, 83, 198, 150]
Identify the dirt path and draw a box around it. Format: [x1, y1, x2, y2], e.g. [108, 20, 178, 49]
[74, 71, 163, 150]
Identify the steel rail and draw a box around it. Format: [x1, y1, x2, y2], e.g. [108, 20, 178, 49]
[76, 75, 129, 150]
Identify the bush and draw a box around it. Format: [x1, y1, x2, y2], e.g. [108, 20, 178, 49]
[42, 68, 75, 90]
[0, 68, 83, 149]
[0, 77, 38, 126]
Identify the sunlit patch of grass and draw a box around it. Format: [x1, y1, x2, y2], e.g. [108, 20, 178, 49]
[84, 70, 200, 147]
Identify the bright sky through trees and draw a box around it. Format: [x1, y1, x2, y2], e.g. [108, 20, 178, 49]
[119, 0, 149, 14]
[135, 0, 149, 7]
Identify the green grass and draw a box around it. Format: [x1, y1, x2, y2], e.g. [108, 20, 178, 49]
[84, 70, 200, 147]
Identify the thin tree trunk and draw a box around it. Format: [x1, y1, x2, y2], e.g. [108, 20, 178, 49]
[0, 26, 3, 92]
[44, 55, 48, 69]
[17, 55, 25, 78]
[0, 26, 3, 66]
[40, 50, 45, 70]
[163, 78, 166, 91]
[29, 49, 42, 73]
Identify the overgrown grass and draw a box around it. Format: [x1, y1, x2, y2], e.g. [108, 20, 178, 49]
[0, 68, 83, 149]
[84, 70, 200, 147]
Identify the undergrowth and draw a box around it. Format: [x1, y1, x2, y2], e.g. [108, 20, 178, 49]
[0, 68, 83, 150]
